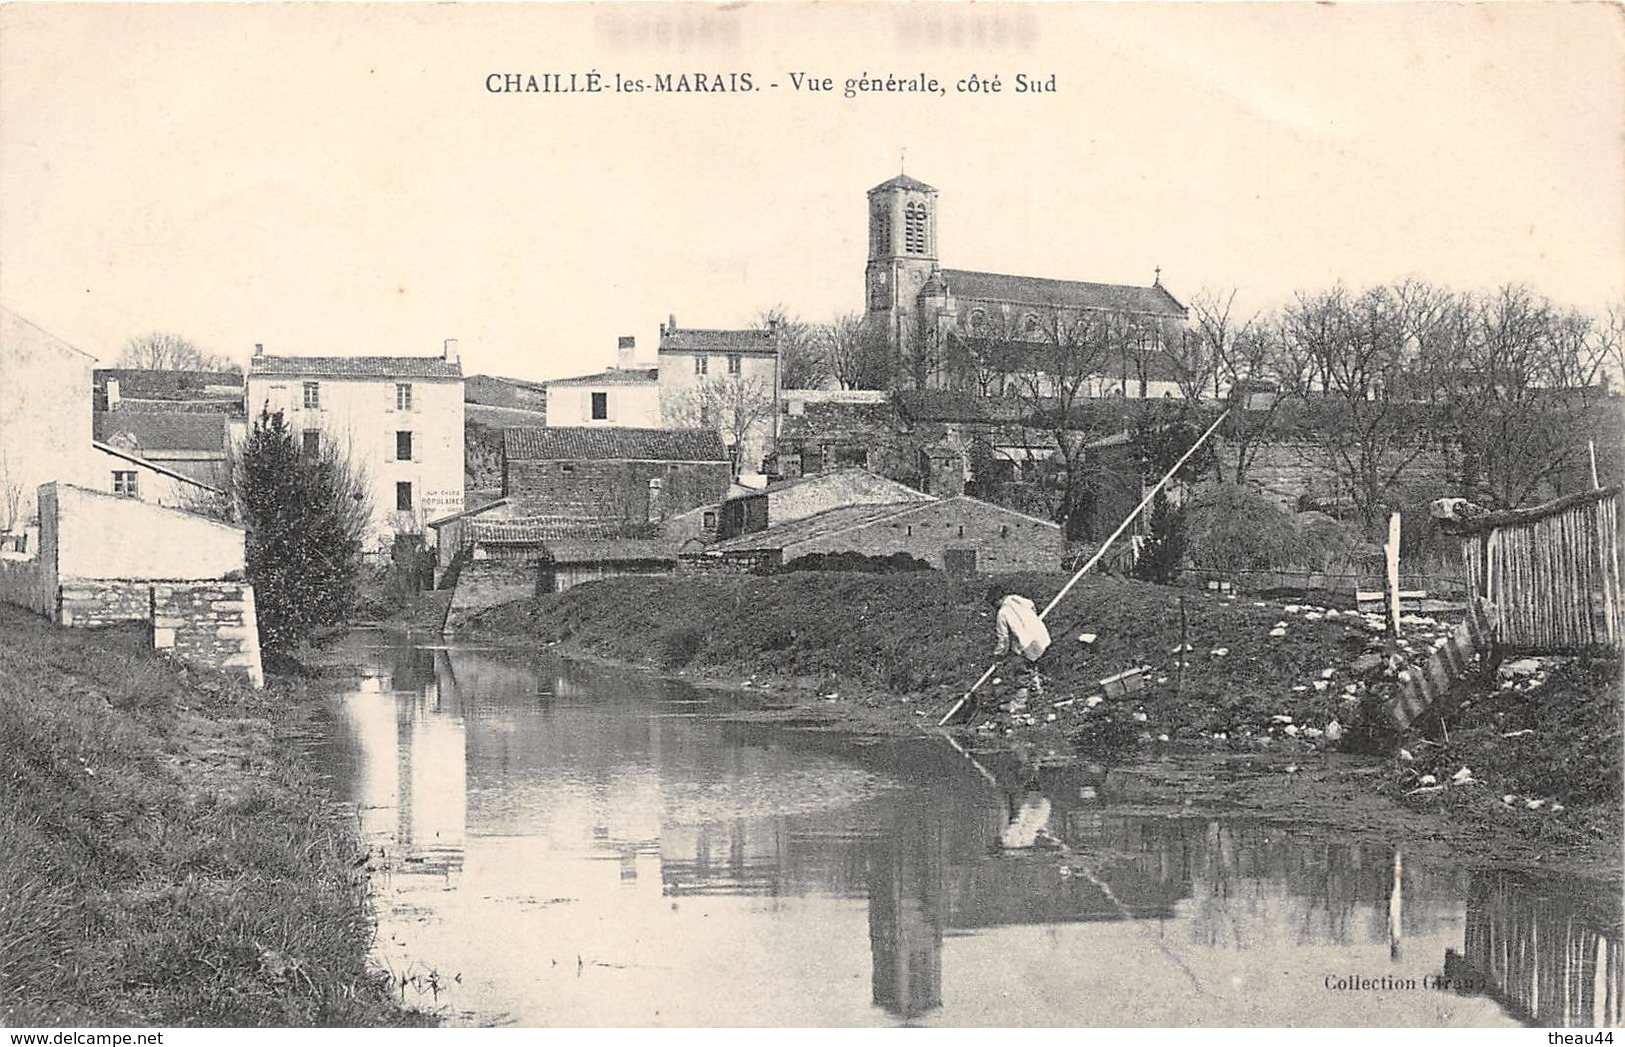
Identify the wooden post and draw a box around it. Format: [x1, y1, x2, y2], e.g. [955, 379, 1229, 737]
[1590, 439, 1601, 490]
[1176, 595, 1188, 699]
[1386, 510, 1403, 643]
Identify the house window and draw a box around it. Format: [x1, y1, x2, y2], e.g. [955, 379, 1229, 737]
[303, 382, 320, 409]
[591, 391, 608, 420]
[112, 471, 139, 498]
[694, 355, 709, 376]
[727, 354, 741, 375]
[699, 404, 712, 427]
[561, 463, 575, 473]
[396, 430, 413, 461]
[396, 383, 413, 411]
[302, 430, 321, 457]
[702, 510, 718, 529]
[396, 482, 413, 511]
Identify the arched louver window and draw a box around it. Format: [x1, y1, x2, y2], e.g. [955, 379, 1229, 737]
[904, 202, 927, 255]
[872, 205, 892, 255]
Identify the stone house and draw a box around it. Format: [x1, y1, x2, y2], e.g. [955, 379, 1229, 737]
[246, 341, 465, 551]
[502, 426, 731, 529]
[657, 317, 781, 478]
[0, 307, 100, 532]
[719, 467, 932, 539]
[544, 338, 660, 428]
[94, 410, 235, 487]
[774, 389, 903, 480]
[90, 440, 225, 512]
[696, 493, 1062, 574]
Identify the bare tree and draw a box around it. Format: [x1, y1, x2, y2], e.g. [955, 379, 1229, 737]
[663, 373, 778, 474]
[1435, 285, 1615, 507]
[1000, 307, 1125, 536]
[753, 305, 828, 390]
[820, 312, 891, 390]
[1276, 283, 1435, 530]
[119, 331, 240, 372]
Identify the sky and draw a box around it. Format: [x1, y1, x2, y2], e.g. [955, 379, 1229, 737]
[2, 2, 1621, 383]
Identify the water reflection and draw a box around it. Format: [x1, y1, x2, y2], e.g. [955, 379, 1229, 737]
[328, 634, 1621, 1028]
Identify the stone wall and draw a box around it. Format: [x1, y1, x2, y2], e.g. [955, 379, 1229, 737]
[0, 556, 55, 616]
[153, 582, 264, 688]
[506, 458, 732, 522]
[785, 496, 1063, 574]
[678, 550, 782, 575]
[58, 579, 152, 626]
[444, 560, 537, 632]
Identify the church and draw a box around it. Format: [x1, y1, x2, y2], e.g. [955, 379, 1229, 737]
[861, 173, 1191, 398]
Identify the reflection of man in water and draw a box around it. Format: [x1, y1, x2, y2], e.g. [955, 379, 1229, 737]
[999, 786, 1056, 850]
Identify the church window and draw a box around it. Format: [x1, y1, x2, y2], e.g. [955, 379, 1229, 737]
[968, 308, 987, 334]
[904, 202, 927, 255]
[1023, 313, 1041, 337]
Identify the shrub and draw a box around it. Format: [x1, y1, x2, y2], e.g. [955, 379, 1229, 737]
[656, 625, 707, 668]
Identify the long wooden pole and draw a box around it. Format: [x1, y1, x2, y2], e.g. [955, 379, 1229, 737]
[938, 408, 1231, 727]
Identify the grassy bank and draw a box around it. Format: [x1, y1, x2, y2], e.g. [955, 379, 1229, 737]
[0, 605, 430, 1027]
[466, 571, 1622, 864]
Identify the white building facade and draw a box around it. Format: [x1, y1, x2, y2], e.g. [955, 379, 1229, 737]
[246, 342, 465, 551]
[657, 319, 781, 478]
[544, 337, 661, 428]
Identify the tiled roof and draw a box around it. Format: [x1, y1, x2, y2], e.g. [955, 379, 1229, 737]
[543, 537, 676, 564]
[94, 411, 229, 453]
[895, 390, 1035, 423]
[503, 426, 729, 462]
[95, 368, 242, 403]
[869, 174, 936, 194]
[546, 367, 659, 386]
[705, 503, 917, 553]
[657, 327, 778, 355]
[466, 516, 624, 544]
[936, 269, 1187, 317]
[249, 354, 463, 379]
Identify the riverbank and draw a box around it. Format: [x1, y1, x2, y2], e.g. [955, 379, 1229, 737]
[0, 605, 432, 1027]
[462, 571, 1622, 877]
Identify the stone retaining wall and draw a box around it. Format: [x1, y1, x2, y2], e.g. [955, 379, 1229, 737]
[153, 582, 265, 688]
[58, 579, 153, 627]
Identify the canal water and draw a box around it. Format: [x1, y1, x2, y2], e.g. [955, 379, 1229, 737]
[323, 632, 1623, 1028]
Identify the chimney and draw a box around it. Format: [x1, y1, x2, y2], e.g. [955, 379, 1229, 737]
[617, 336, 636, 370]
[253, 343, 264, 358]
[443, 338, 459, 363]
[669, 313, 677, 333]
[647, 476, 665, 524]
[106, 378, 121, 411]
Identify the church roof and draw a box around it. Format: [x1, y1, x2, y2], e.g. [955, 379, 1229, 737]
[869, 174, 936, 194]
[934, 269, 1187, 317]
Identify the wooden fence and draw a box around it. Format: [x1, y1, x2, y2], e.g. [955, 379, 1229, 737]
[1444, 487, 1624, 653]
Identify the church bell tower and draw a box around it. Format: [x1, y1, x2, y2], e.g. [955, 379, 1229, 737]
[864, 173, 938, 354]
